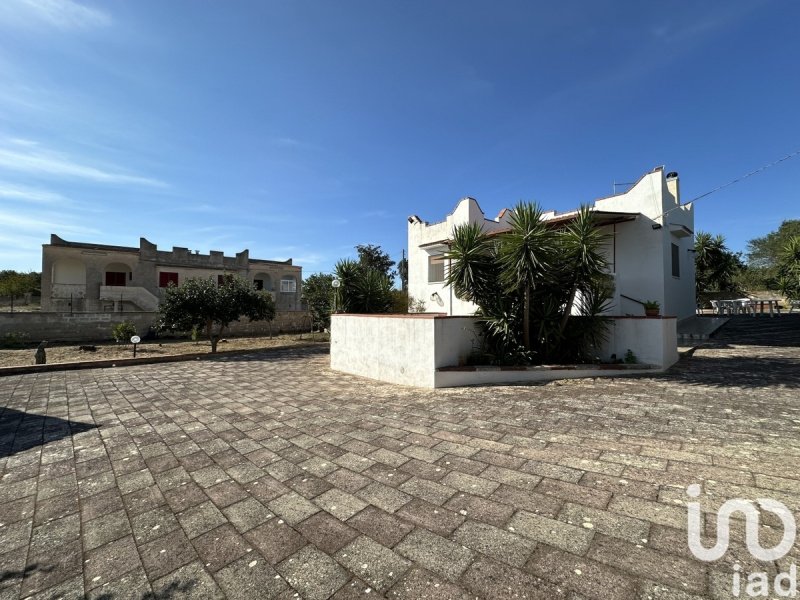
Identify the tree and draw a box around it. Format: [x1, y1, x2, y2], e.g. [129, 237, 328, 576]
[356, 244, 396, 285]
[746, 220, 800, 268]
[694, 231, 743, 300]
[446, 201, 612, 364]
[333, 258, 392, 314]
[302, 273, 334, 330]
[397, 254, 408, 291]
[497, 202, 554, 352]
[742, 220, 800, 290]
[0, 270, 40, 312]
[776, 235, 800, 299]
[158, 276, 275, 353]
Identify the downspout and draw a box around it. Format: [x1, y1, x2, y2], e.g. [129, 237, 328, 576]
[447, 243, 453, 316]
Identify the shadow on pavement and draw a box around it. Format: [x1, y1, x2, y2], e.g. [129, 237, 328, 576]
[0, 408, 96, 458]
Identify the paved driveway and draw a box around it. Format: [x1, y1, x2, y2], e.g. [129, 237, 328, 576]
[1, 316, 799, 600]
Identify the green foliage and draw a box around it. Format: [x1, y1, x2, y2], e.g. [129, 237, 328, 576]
[746, 220, 800, 269]
[776, 235, 800, 300]
[356, 244, 396, 286]
[303, 273, 334, 330]
[624, 349, 637, 364]
[445, 202, 613, 365]
[397, 256, 408, 290]
[642, 300, 660, 310]
[158, 275, 275, 353]
[333, 258, 393, 314]
[407, 295, 426, 313]
[694, 231, 744, 302]
[0, 270, 41, 311]
[111, 321, 137, 343]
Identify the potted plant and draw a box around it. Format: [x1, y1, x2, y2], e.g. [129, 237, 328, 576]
[643, 300, 660, 317]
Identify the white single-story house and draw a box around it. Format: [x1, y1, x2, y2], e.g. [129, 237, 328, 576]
[331, 166, 692, 387]
[408, 166, 695, 321]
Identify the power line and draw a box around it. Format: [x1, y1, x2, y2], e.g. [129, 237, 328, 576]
[659, 148, 800, 220]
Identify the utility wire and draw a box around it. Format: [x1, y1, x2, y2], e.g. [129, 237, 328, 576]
[658, 148, 800, 220]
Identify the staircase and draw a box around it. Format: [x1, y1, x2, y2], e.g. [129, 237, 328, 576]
[99, 286, 160, 312]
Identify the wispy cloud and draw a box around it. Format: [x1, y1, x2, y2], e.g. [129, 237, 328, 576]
[0, 0, 111, 30]
[0, 182, 68, 205]
[0, 210, 99, 235]
[0, 139, 167, 188]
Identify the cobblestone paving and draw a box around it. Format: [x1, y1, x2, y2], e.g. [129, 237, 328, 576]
[1, 316, 798, 599]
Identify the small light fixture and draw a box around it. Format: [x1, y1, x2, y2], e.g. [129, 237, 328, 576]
[652, 223, 662, 230]
[430, 292, 441, 302]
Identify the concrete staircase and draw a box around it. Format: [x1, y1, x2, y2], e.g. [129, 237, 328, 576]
[677, 316, 728, 346]
[99, 286, 160, 312]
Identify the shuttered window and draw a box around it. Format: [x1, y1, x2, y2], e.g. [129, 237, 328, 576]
[428, 255, 446, 283]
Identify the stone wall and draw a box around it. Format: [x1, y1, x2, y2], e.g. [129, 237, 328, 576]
[0, 311, 311, 343]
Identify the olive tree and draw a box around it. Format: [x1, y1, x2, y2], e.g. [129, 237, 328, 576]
[158, 275, 275, 353]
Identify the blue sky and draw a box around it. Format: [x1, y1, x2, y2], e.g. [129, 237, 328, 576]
[0, 0, 798, 275]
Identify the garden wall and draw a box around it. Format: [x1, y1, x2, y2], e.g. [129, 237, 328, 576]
[0, 310, 311, 343]
[331, 313, 678, 388]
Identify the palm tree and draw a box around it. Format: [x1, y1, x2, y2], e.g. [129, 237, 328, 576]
[497, 202, 553, 351]
[557, 206, 610, 334]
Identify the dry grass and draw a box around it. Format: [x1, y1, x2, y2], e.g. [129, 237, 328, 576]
[0, 333, 329, 368]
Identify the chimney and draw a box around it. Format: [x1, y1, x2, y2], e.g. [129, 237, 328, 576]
[665, 171, 680, 203]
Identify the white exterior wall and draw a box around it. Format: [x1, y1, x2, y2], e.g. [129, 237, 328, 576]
[330, 314, 480, 387]
[408, 198, 511, 316]
[331, 314, 677, 388]
[595, 169, 695, 320]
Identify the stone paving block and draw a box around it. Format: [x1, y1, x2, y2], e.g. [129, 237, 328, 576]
[490, 484, 565, 518]
[177, 500, 228, 539]
[387, 567, 474, 599]
[277, 545, 350, 600]
[83, 535, 142, 591]
[347, 505, 414, 548]
[460, 556, 566, 600]
[267, 491, 320, 525]
[297, 511, 360, 554]
[481, 465, 542, 491]
[325, 468, 371, 493]
[222, 497, 273, 533]
[0, 519, 32, 552]
[444, 492, 515, 527]
[510, 510, 594, 555]
[214, 553, 289, 599]
[30, 512, 80, 553]
[441, 471, 499, 497]
[558, 502, 651, 544]
[163, 481, 208, 513]
[364, 462, 413, 487]
[587, 534, 707, 594]
[526, 545, 638, 600]
[453, 520, 536, 567]
[399, 477, 456, 506]
[536, 477, 613, 509]
[399, 458, 448, 481]
[205, 479, 249, 508]
[396, 495, 465, 536]
[606, 495, 687, 530]
[357, 481, 412, 513]
[84, 567, 151, 600]
[150, 560, 224, 599]
[394, 528, 473, 582]
[130, 505, 180, 544]
[286, 473, 334, 498]
[244, 518, 306, 564]
[192, 523, 249, 572]
[335, 535, 411, 592]
[314, 488, 369, 521]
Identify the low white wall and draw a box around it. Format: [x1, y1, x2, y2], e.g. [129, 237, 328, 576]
[330, 314, 478, 387]
[601, 317, 678, 368]
[331, 314, 678, 388]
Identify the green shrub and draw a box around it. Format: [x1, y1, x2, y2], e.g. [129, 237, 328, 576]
[112, 321, 137, 343]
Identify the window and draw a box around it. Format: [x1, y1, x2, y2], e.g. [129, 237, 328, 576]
[159, 272, 179, 287]
[105, 272, 127, 286]
[671, 243, 680, 278]
[217, 274, 233, 287]
[428, 254, 446, 283]
[280, 278, 297, 293]
[254, 279, 264, 290]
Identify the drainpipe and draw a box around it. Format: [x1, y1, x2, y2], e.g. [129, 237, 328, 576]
[447, 243, 453, 316]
